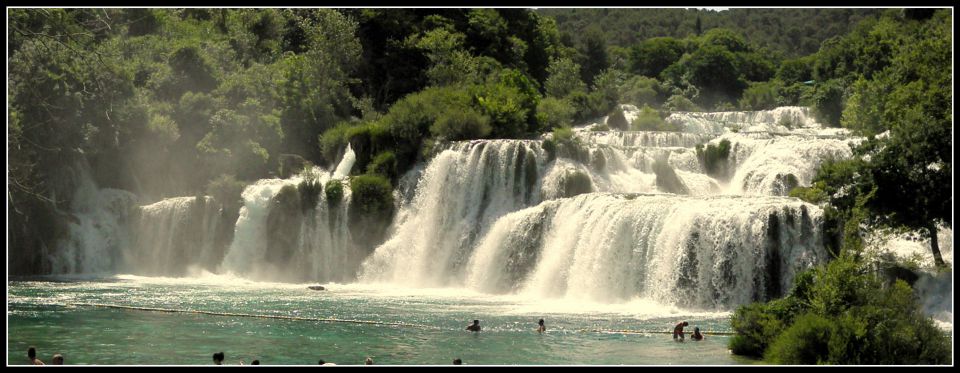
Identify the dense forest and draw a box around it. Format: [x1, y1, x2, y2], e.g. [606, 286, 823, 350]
[538, 8, 884, 58]
[6, 8, 953, 364]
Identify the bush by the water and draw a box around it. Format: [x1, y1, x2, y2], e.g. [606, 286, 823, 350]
[606, 107, 630, 130]
[631, 105, 680, 131]
[695, 139, 731, 179]
[206, 174, 247, 211]
[729, 255, 952, 364]
[348, 174, 395, 216]
[297, 171, 322, 212]
[366, 151, 399, 184]
[324, 179, 344, 207]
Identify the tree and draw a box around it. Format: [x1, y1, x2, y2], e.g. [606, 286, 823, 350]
[817, 10, 951, 267]
[680, 45, 747, 108]
[544, 57, 586, 98]
[578, 26, 609, 86]
[628, 37, 685, 78]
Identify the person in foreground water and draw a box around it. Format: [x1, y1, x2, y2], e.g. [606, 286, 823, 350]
[452, 358, 462, 365]
[213, 351, 225, 365]
[673, 321, 689, 341]
[51, 353, 64, 365]
[28, 346, 44, 365]
[691, 326, 704, 341]
[537, 319, 546, 333]
[466, 319, 481, 332]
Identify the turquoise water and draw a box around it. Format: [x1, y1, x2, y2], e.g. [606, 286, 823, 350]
[8, 275, 761, 365]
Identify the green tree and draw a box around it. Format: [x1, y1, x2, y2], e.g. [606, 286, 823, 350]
[544, 57, 586, 98]
[628, 37, 685, 78]
[578, 26, 609, 86]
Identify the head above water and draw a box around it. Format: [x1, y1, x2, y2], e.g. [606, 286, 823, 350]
[473, 320, 479, 325]
[213, 352, 225, 364]
[682, 321, 689, 326]
[28, 346, 37, 359]
[251, 360, 260, 365]
[694, 327, 700, 332]
[453, 358, 462, 365]
[539, 319, 544, 325]
[52, 354, 64, 365]
[365, 357, 373, 365]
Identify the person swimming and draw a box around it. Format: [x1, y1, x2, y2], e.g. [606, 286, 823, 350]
[28, 346, 44, 365]
[691, 327, 704, 341]
[466, 319, 481, 332]
[537, 319, 546, 333]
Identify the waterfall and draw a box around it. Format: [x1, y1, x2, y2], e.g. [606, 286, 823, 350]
[718, 132, 856, 195]
[50, 105, 872, 311]
[219, 166, 356, 283]
[356, 106, 861, 310]
[464, 193, 826, 309]
[51, 165, 137, 274]
[358, 140, 545, 287]
[127, 196, 223, 276]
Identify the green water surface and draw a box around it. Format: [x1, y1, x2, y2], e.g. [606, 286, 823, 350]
[8, 275, 762, 365]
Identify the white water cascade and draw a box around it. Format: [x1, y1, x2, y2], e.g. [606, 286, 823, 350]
[52, 165, 137, 274]
[358, 105, 862, 309]
[53, 105, 895, 312]
[126, 196, 223, 276]
[219, 145, 357, 283]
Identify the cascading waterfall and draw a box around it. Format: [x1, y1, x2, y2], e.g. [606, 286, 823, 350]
[53, 105, 893, 313]
[127, 196, 223, 276]
[220, 145, 357, 283]
[359, 105, 862, 310]
[52, 165, 137, 274]
[465, 193, 826, 309]
[359, 140, 546, 287]
[666, 106, 825, 134]
[718, 132, 857, 195]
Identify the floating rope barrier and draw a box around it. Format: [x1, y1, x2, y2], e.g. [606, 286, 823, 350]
[70, 303, 441, 330]
[580, 329, 737, 336]
[69, 303, 737, 336]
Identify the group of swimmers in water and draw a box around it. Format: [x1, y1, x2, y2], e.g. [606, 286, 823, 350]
[25, 318, 704, 365]
[26, 346, 62, 365]
[673, 321, 705, 341]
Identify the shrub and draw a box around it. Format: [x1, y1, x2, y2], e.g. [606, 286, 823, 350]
[536, 96, 575, 131]
[552, 125, 575, 144]
[695, 139, 731, 179]
[348, 174, 394, 216]
[591, 124, 610, 132]
[366, 151, 399, 183]
[764, 313, 834, 364]
[324, 179, 344, 207]
[606, 107, 629, 130]
[430, 107, 492, 141]
[347, 174, 396, 250]
[541, 138, 557, 162]
[730, 255, 952, 364]
[206, 174, 247, 211]
[789, 183, 828, 204]
[729, 301, 788, 357]
[297, 173, 322, 212]
[619, 75, 662, 107]
[663, 94, 701, 112]
[739, 80, 783, 111]
[633, 105, 681, 132]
